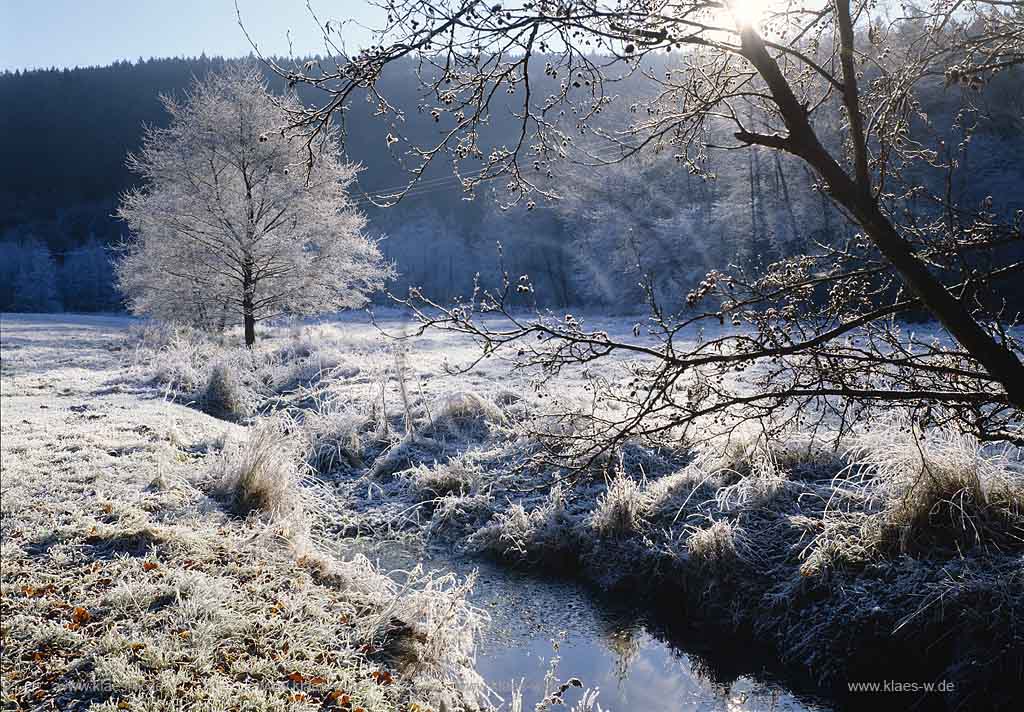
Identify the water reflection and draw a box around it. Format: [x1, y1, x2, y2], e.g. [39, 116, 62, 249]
[346, 541, 828, 711]
[475, 604, 824, 711]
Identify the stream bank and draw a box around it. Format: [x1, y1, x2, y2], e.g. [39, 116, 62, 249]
[129, 313, 1024, 711]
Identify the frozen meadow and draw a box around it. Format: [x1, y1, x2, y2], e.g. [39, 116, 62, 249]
[0, 313, 487, 711]
[2, 311, 1023, 711]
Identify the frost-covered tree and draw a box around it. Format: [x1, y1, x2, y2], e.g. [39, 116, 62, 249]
[61, 239, 118, 312]
[0, 239, 25, 311]
[475, 203, 575, 308]
[117, 63, 392, 346]
[557, 156, 728, 308]
[1, 237, 62, 313]
[377, 205, 468, 299]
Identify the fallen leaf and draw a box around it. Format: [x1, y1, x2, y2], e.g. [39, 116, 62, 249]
[326, 690, 351, 708]
[142, 561, 159, 572]
[71, 607, 91, 625]
[287, 671, 305, 684]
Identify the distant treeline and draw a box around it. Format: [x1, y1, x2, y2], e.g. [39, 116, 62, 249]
[1, 51, 1022, 313]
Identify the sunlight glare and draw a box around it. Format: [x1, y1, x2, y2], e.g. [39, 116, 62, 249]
[730, 0, 769, 29]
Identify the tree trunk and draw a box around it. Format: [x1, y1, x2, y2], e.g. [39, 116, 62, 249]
[853, 200, 1024, 406]
[748, 144, 758, 265]
[217, 299, 230, 333]
[243, 307, 256, 348]
[737, 25, 1024, 409]
[242, 263, 256, 348]
[774, 153, 800, 253]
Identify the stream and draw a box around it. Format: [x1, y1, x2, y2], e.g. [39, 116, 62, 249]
[347, 542, 831, 712]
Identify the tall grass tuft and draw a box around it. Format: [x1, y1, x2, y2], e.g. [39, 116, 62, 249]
[686, 518, 746, 570]
[429, 391, 506, 438]
[407, 454, 481, 498]
[201, 359, 254, 420]
[469, 486, 575, 563]
[847, 425, 1024, 555]
[214, 419, 303, 521]
[590, 472, 644, 538]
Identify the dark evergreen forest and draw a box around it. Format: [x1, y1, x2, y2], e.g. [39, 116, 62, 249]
[2, 53, 1021, 313]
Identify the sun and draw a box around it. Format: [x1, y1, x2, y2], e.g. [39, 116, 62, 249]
[729, 0, 770, 28]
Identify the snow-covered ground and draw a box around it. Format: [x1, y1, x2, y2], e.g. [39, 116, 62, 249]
[3, 312, 1022, 711]
[0, 313, 487, 711]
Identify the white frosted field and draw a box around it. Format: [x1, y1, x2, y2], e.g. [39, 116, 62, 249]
[3, 312, 1022, 712]
[0, 313, 487, 711]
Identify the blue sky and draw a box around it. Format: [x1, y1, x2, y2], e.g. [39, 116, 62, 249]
[1, 1, 380, 70]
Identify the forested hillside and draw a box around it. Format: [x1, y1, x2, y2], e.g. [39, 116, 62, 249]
[2, 51, 1022, 312]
